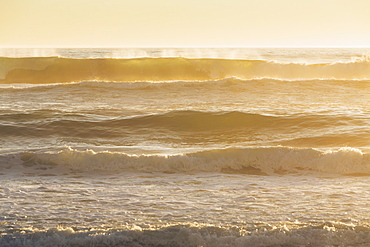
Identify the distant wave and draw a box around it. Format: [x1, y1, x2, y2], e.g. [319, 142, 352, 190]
[3, 147, 370, 175]
[2, 222, 370, 247]
[1, 56, 370, 83]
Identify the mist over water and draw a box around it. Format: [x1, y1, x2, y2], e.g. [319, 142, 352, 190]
[1, 48, 370, 246]
[1, 50, 370, 83]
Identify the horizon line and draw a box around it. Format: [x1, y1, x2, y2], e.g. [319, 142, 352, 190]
[1, 46, 370, 49]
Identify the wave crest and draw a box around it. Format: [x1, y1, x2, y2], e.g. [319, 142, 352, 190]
[2, 57, 370, 83]
[11, 147, 370, 175]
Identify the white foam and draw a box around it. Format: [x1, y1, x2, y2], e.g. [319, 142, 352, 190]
[2, 223, 370, 247]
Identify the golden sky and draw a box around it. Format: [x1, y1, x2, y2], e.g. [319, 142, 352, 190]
[1, 0, 369, 47]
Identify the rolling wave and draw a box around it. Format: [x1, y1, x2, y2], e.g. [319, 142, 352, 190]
[0, 110, 363, 136]
[4, 146, 370, 175]
[76, 77, 367, 94]
[2, 223, 370, 247]
[1, 56, 370, 83]
[3, 77, 370, 92]
[2, 110, 369, 148]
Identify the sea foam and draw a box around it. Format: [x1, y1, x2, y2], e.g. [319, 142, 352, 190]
[2, 223, 370, 247]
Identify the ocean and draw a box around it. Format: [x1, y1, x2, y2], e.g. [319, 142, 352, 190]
[1, 47, 370, 246]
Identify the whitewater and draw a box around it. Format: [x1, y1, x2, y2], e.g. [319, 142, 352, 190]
[1, 47, 370, 247]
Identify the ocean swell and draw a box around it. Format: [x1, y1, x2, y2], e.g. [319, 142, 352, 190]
[5, 147, 370, 175]
[1, 57, 370, 83]
[0, 110, 362, 135]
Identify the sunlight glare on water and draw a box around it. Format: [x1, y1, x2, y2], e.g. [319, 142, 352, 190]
[1, 48, 370, 246]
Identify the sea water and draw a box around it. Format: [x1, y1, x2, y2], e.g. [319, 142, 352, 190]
[1, 48, 370, 246]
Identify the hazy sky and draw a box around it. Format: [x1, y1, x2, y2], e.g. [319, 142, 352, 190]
[1, 0, 369, 47]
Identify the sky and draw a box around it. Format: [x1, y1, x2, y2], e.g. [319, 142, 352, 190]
[1, 0, 370, 47]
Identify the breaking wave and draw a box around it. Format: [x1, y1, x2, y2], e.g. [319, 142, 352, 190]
[2, 222, 370, 247]
[3, 146, 370, 176]
[1, 56, 370, 83]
